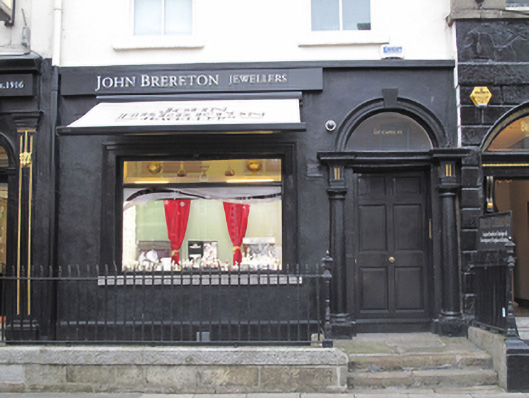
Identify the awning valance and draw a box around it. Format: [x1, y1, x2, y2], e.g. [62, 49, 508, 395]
[62, 98, 305, 134]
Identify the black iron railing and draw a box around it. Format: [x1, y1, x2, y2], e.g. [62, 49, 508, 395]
[1, 261, 332, 345]
[472, 240, 519, 337]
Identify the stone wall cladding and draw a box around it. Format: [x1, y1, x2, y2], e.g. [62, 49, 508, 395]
[457, 20, 529, 147]
[0, 346, 348, 394]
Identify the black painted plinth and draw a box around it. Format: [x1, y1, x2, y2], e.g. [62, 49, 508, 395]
[506, 337, 529, 392]
[329, 313, 355, 339]
[436, 313, 467, 337]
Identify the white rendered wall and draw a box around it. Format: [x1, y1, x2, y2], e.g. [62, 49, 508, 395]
[56, 0, 454, 67]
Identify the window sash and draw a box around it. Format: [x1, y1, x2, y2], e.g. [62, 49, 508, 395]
[133, 0, 193, 36]
[311, 0, 371, 32]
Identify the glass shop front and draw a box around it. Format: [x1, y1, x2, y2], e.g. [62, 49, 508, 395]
[121, 158, 283, 272]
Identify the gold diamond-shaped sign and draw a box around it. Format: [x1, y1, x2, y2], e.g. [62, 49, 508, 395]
[470, 86, 492, 107]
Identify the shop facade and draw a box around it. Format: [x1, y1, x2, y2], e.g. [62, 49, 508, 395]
[2, 60, 453, 342]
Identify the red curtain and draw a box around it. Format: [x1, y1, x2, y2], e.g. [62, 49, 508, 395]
[164, 200, 191, 264]
[223, 202, 250, 265]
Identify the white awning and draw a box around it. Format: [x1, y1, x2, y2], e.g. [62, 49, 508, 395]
[68, 99, 301, 128]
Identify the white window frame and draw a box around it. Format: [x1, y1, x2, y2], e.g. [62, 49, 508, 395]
[113, 0, 203, 51]
[298, 0, 389, 47]
[506, 0, 529, 9]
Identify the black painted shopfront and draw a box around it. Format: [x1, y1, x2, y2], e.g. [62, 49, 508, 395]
[40, 61, 458, 341]
[1, 60, 470, 344]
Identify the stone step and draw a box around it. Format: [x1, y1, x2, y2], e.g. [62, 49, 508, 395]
[348, 368, 498, 389]
[516, 317, 529, 340]
[349, 351, 492, 371]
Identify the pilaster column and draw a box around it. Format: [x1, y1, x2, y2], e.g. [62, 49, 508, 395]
[435, 153, 466, 336]
[9, 112, 40, 339]
[328, 184, 347, 314]
[324, 159, 355, 338]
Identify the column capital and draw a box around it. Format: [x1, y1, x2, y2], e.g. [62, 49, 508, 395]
[327, 187, 347, 199]
[12, 111, 41, 131]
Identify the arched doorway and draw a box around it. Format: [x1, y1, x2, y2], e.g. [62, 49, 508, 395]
[347, 112, 434, 330]
[319, 104, 463, 335]
[482, 109, 529, 327]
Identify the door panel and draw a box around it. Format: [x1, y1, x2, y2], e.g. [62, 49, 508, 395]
[358, 175, 386, 197]
[394, 204, 422, 251]
[395, 267, 424, 310]
[354, 171, 429, 320]
[360, 267, 388, 311]
[393, 176, 422, 195]
[358, 205, 387, 251]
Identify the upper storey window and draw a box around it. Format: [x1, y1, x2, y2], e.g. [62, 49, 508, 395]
[134, 0, 193, 36]
[506, 0, 529, 8]
[311, 0, 371, 31]
[114, 0, 201, 50]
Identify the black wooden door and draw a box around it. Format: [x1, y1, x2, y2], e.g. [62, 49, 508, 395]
[353, 171, 430, 322]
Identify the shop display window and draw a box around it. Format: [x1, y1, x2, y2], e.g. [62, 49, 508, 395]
[346, 112, 432, 151]
[133, 0, 193, 36]
[122, 159, 282, 272]
[486, 114, 529, 151]
[311, 0, 371, 31]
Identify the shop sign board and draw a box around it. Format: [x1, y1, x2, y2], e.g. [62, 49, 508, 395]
[473, 212, 512, 268]
[60, 68, 323, 96]
[0, 74, 33, 97]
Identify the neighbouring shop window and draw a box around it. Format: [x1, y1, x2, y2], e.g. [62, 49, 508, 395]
[122, 159, 282, 272]
[346, 112, 433, 151]
[0, 146, 7, 275]
[133, 0, 193, 36]
[0, 146, 7, 168]
[486, 114, 529, 151]
[311, 0, 371, 31]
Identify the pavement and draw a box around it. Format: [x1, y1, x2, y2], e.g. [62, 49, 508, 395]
[0, 391, 529, 398]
